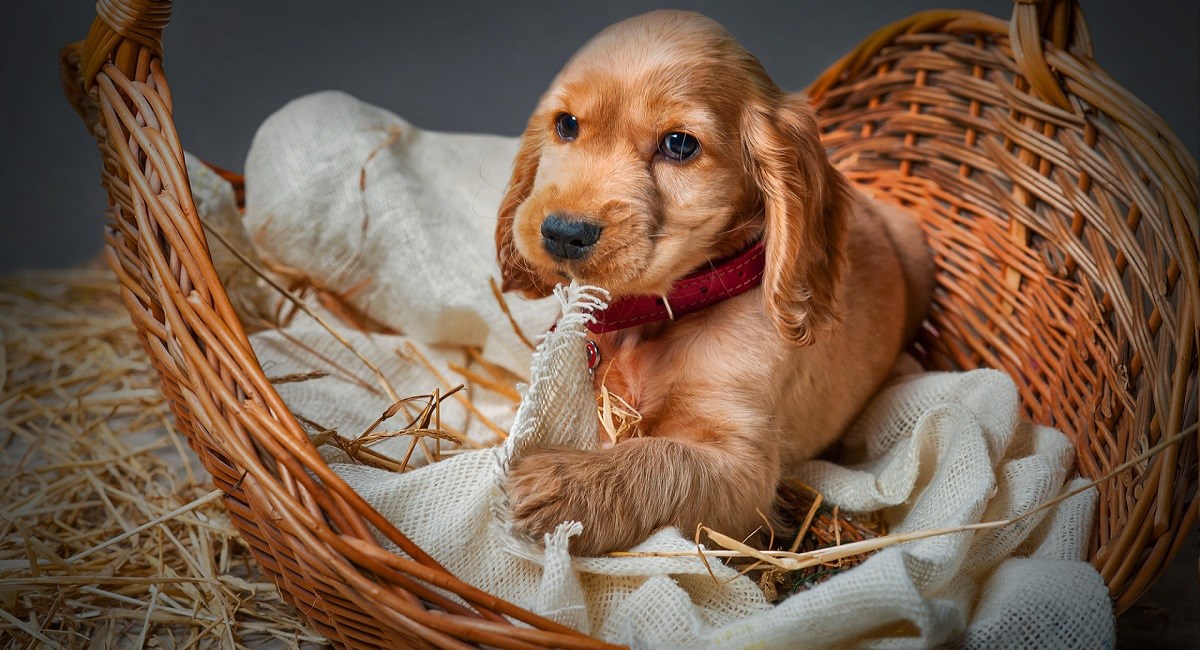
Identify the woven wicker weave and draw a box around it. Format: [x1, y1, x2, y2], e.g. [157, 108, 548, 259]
[61, 0, 1197, 646]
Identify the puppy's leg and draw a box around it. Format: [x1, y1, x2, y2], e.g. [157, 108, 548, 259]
[506, 433, 779, 555]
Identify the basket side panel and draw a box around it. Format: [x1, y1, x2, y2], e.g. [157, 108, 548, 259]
[813, 17, 1198, 610]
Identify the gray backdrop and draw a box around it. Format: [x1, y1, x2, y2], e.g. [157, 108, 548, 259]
[3, 0, 1197, 273]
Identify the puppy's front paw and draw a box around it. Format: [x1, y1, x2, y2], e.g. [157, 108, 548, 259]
[505, 448, 642, 556]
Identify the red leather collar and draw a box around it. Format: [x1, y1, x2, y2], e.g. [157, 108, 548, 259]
[588, 240, 766, 333]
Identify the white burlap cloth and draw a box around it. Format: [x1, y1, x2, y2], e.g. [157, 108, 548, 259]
[194, 91, 1114, 648]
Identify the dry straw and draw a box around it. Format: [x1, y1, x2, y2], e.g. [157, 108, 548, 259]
[0, 269, 325, 648]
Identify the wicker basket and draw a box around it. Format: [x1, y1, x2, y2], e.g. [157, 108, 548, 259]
[61, 0, 1196, 646]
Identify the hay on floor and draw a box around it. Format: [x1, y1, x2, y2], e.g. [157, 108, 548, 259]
[0, 268, 324, 649]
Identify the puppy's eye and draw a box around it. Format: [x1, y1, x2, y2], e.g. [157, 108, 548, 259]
[659, 132, 699, 161]
[555, 113, 579, 141]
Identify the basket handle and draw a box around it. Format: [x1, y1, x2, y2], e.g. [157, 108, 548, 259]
[1009, 0, 1093, 110]
[61, 0, 173, 129]
[808, 1, 1095, 109]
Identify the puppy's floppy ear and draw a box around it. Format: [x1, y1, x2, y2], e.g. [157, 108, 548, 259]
[496, 121, 554, 297]
[744, 92, 850, 346]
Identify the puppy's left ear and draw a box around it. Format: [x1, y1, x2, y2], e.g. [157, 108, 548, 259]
[744, 93, 851, 346]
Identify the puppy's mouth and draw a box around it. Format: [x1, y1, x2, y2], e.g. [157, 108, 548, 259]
[541, 246, 671, 298]
[548, 257, 601, 284]
[516, 208, 664, 295]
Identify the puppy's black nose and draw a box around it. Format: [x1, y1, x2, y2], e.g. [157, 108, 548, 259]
[540, 214, 602, 260]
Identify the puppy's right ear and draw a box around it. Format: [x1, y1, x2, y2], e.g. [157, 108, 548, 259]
[744, 93, 850, 346]
[496, 121, 554, 297]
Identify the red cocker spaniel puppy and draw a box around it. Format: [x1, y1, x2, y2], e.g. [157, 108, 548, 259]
[497, 10, 933, 555]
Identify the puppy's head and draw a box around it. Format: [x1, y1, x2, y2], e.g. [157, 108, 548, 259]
[497, 10, 849, 344]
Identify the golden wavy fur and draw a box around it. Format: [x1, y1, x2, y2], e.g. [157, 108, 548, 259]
[498, 10, 934, 555]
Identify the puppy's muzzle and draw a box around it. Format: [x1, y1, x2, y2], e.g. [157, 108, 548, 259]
[540, 214, 603, 261]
